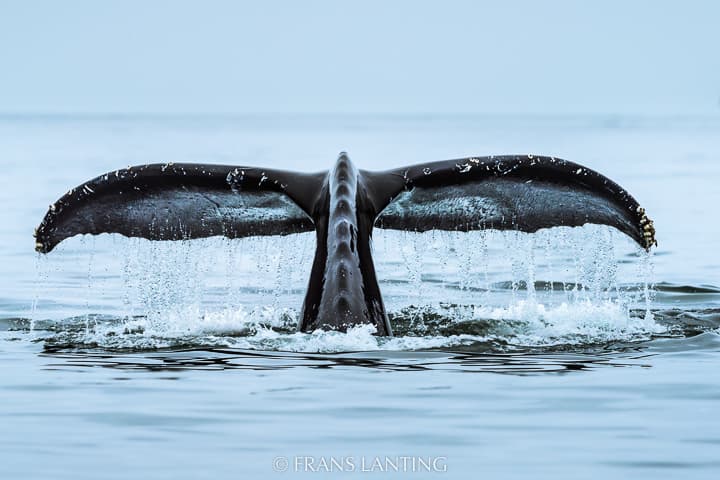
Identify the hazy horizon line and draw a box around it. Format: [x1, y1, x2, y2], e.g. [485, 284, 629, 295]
[1, 111, 719, 119]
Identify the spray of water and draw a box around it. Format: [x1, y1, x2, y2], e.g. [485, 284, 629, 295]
[32, 225, 663, 352]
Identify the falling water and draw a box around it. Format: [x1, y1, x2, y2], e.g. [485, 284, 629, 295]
[28, 224, 666, 351]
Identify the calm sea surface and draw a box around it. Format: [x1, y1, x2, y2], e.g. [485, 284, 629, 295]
[1, 115, 719, 479]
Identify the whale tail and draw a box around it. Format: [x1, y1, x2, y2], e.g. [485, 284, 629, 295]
[34, 154, 655, 335]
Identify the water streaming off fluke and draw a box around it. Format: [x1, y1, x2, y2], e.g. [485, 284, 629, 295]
[20, 225, 700, 353]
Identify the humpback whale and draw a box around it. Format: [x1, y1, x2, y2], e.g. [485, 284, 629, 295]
[34, 153, 656, 336]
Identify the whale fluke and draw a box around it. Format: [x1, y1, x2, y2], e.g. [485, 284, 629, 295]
[34, 153, 656, 335]
[34, 163, 325, 254]
[368, 155, 656, 250]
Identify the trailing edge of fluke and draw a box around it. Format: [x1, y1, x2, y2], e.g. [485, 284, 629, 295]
[34, 153, 656, 336]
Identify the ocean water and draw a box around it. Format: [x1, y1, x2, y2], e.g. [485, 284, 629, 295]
[1, 114, 719, 479]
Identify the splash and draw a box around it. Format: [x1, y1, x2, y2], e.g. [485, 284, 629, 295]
[31, 224, 667, 353]
[35, 298, 667, 352]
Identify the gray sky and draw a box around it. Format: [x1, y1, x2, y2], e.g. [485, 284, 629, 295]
[1, 0, 718, 114]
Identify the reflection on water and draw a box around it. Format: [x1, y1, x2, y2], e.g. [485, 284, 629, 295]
[40, 346, 655, 375]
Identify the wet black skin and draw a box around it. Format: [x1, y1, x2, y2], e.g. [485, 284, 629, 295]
[300, 154, 392, 335]
[34, 152, 656, 336]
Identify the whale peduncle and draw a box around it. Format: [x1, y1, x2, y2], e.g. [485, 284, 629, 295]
[299, 153, 391, 335]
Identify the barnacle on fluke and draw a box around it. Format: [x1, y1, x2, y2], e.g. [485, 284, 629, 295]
[34, 153, 656, 335]
[637, 206, 657, 249]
